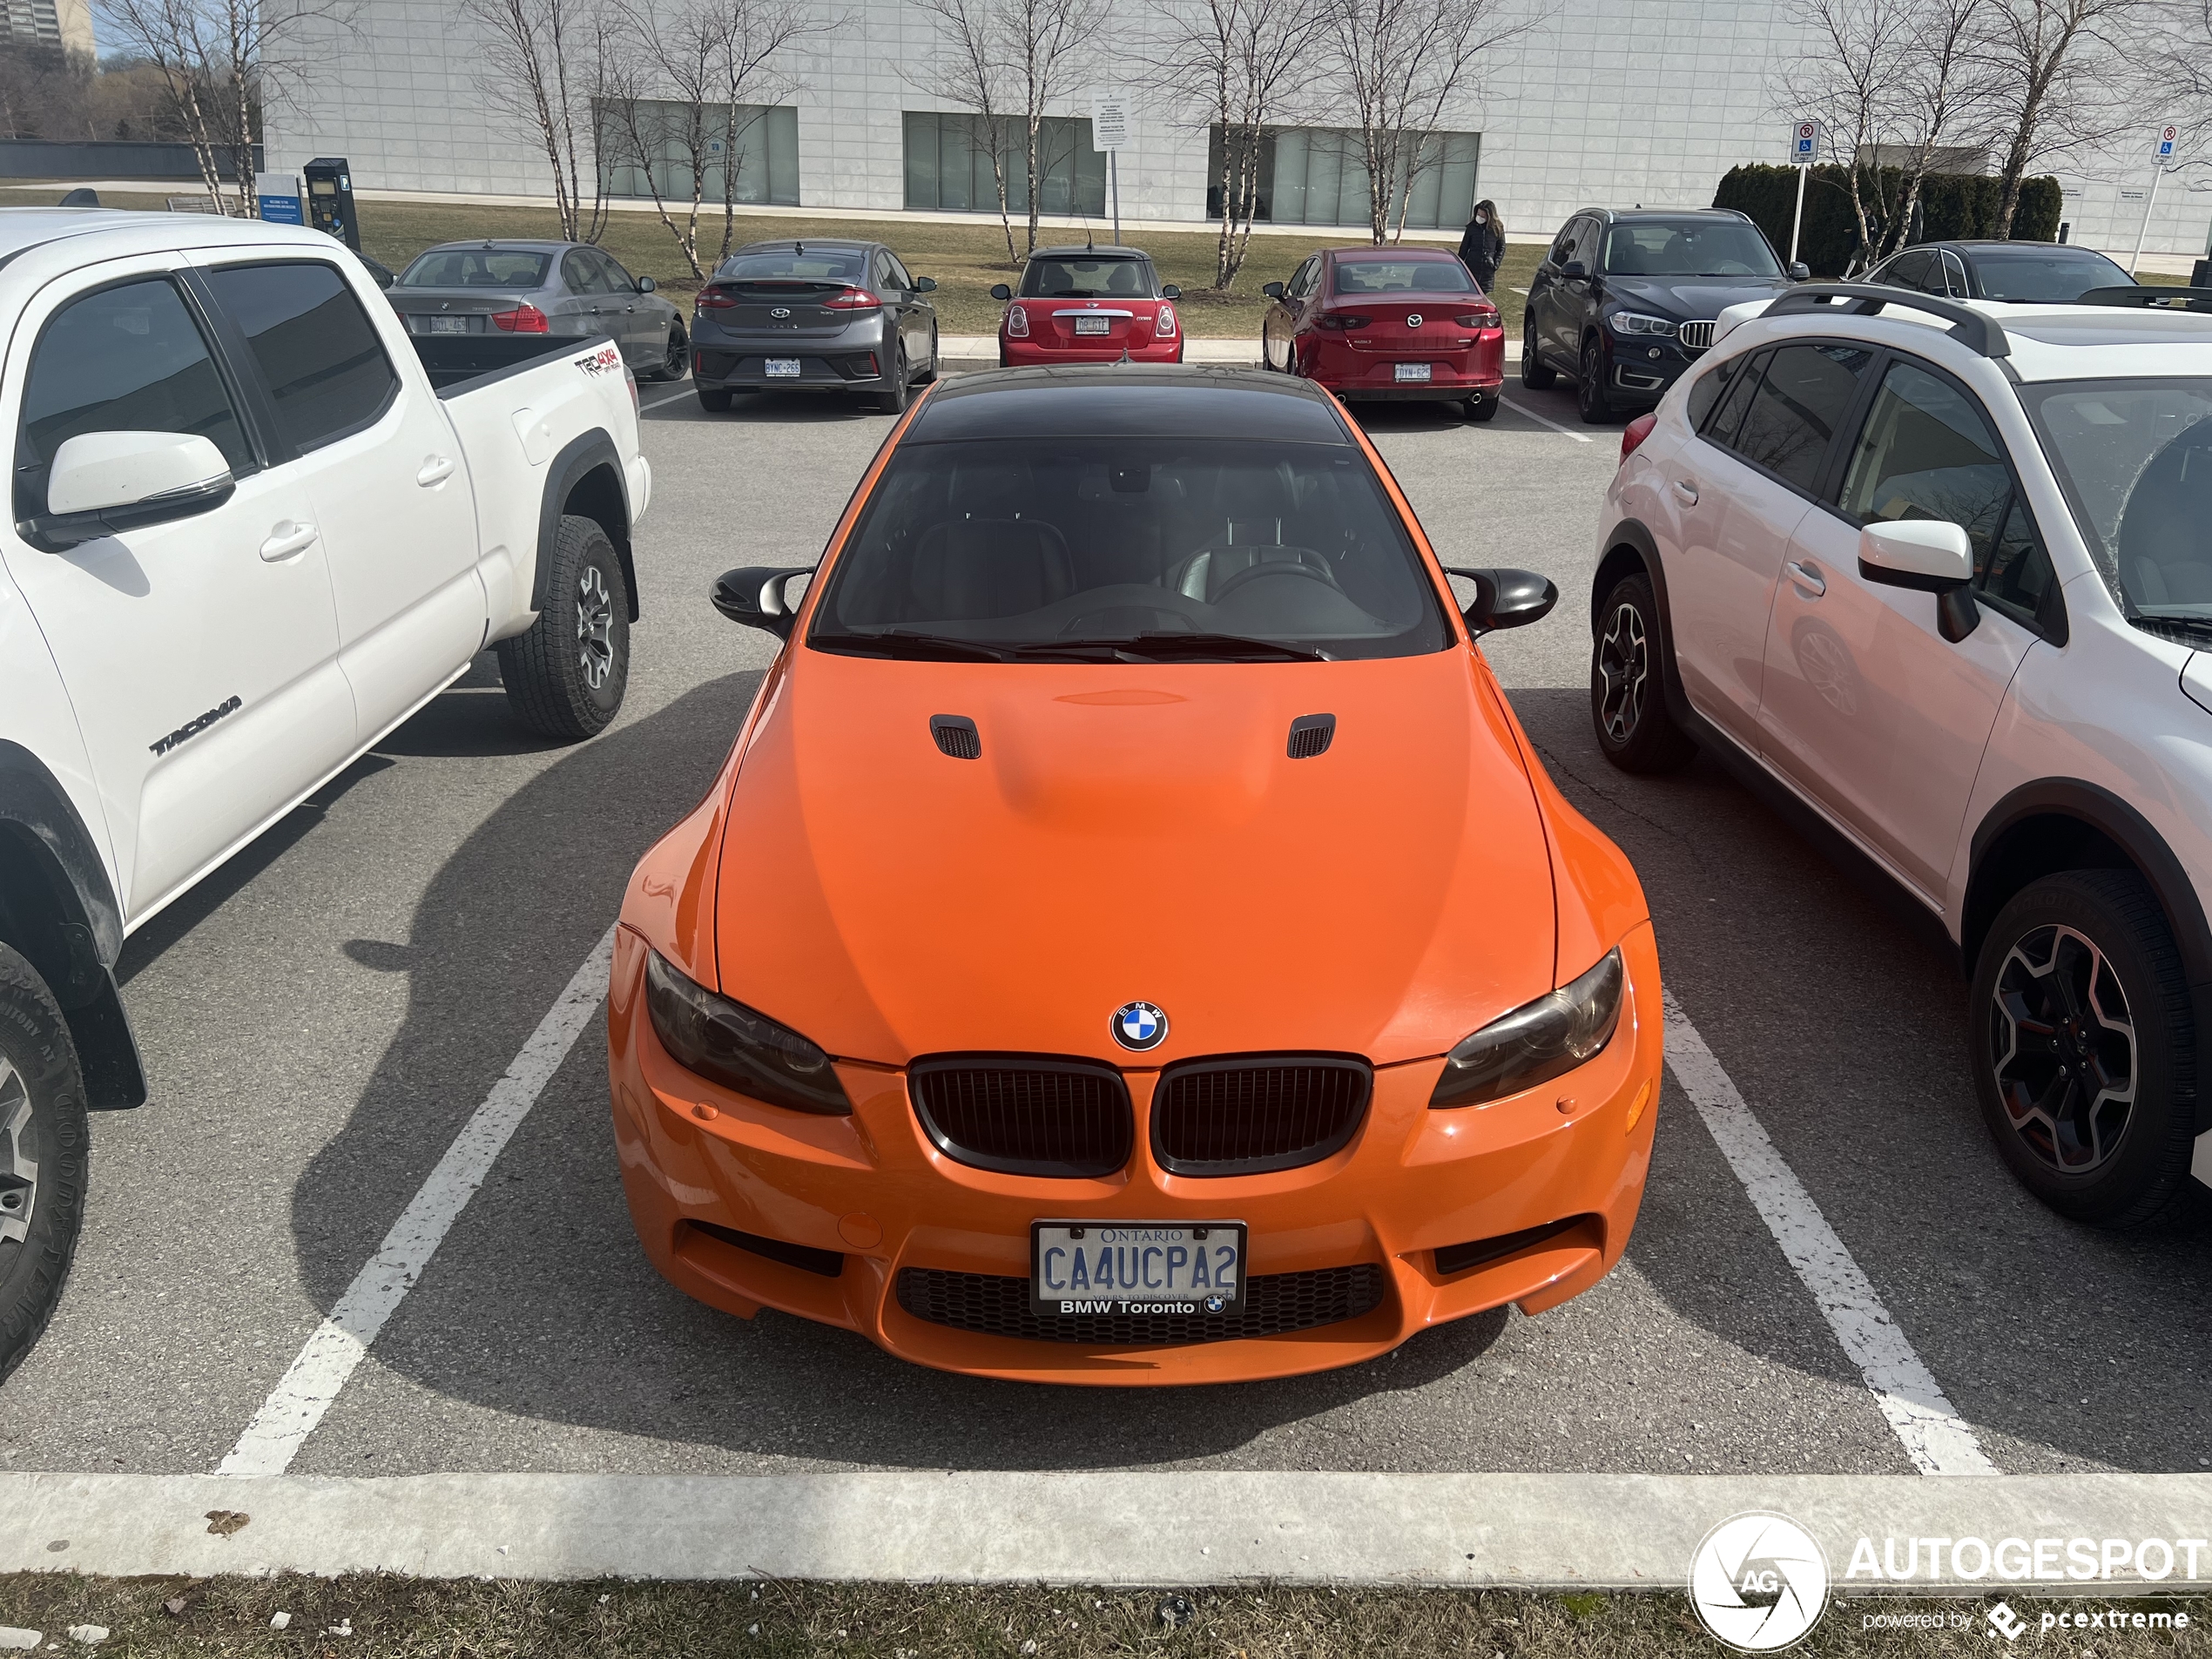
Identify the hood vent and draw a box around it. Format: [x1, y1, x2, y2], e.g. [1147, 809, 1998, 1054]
[930, 714, 981, 759]
[1286, 713, 1336, 759]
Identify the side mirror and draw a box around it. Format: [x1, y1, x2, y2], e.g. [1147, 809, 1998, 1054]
[1858, 520, 1979, 642]
[711, 564, 814, 639]
[637, 275, 658, 293]
[1161, 283, 1181, 300]
[914, 275, 938, 293]
[1787, 261, 1811, 281]
[1445, 566, 1559, 636]
[989, 283, 1013, 301]
[28, 431, 234, 549]
[1561, 260, 1588, 280]
[1262, 281, 1285, 300]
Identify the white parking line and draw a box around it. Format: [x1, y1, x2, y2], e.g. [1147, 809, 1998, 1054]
[219, 926, 617, 1477]
[639, 389, 695, 414]
[1497, 396, 1595, 442]
[1662, 991, 1997, 1477]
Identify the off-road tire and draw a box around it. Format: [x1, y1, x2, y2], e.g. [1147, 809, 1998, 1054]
[1591, 573, 1696, 773]
[1969, 869, 2200, 1229]
[1465, 391, 1500, 422]
[0, 941, 89, 1387]
[1521, 317, 1556, 388]
[1578, 336, 1615, 423]
[497, 515, 631, 741]
[697, 386, 732, 413]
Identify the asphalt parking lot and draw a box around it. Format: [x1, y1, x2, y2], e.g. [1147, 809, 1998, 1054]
[4, 366, 2207, 1487]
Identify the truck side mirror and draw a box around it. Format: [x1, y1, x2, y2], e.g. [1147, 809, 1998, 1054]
[26, 430, 235, 550]
[1445, 566, 1559, 636]
[711, 565, 815, 638]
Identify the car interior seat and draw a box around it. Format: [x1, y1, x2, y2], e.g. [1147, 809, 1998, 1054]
[1107, 263, 1140, 295]
[2117, 421, 2212, 604]
[906, 460, 1076, 619]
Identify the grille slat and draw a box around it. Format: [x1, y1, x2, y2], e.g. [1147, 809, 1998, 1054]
[1152, 1055, 1372, 1176]
[897, 1264, 1384, 1344]
[1677, 320, 1716, 352]
[911, 1055, 1133, 1177]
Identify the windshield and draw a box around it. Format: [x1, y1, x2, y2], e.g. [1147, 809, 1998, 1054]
[1332, 259, 1474, 294]
[810, 436, 1453, 662]
[718, 248, 867, 283]
[398, 250, 550, 289]
[2020, 377, 2212, 620]
[1604, 221, 1782, 278]
[1020, 257, 1155, 298]
[1973, 247, 2131, 302]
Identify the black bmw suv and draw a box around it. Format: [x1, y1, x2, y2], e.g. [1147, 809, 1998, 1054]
[1522, 208, 1805, 423]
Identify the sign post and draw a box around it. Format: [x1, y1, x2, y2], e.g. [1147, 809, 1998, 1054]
[1788, 120, 1821, 270]
[2130, 125, 2182, 277]
[1089, 87, 1130, 245]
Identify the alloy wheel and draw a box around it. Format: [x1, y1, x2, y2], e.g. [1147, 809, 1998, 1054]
[1596, 602, 1649, 743]
[665, 329, 686, 378]
[0, 1058, 35, 1246]
[577, 563, 616, 691]
[1989, 923, 2138, 1173]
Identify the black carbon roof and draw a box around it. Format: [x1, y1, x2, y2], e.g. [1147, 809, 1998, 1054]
[907, 366, 1352, 443]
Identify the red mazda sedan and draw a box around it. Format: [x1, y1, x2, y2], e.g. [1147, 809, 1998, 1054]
[992, 246, 1183, 367]
[1261, 247, 1505, 421]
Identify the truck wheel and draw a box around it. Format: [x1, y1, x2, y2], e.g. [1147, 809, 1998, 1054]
[496, 515, 631, 740]
[0, 941, 89, 1387]
[1591, 573, 1696, 773]
[1970, 870, 2200, 1229]
[697, 386, 732, 413]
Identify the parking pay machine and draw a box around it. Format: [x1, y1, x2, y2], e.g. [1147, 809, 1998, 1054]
[303, 158, 360, 250]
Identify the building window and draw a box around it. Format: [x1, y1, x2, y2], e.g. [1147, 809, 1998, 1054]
[596, 101, 800, 206]
[903, 111, 1106, 217]
[1206, 125, 1480, 231]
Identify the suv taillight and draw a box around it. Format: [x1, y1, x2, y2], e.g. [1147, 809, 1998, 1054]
[1156, 302, 1178, 339]
[821, 287, 880, 309]
[490, 303, 549, 334]
[1621, 412, 1658, 463]
[1006, 304, 1030, 338]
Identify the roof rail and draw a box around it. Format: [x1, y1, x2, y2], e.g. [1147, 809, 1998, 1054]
[2076, 285, 2212, 311]
[1763, 281, 2009, 358]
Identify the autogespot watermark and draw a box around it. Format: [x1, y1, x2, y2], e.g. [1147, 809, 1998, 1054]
[1689, 1512, 2206, 1651]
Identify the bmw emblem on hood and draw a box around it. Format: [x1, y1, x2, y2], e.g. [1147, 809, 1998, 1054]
[1110, 1001, 1168, 1051]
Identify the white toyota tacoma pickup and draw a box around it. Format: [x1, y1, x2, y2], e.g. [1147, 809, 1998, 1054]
[0, 210, 652, 1379]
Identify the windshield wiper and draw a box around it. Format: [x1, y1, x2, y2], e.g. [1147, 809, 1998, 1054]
[2129, 610, 2212, 643]
[1042, 632, 1332, 663]
[809, 631, 1018, 663]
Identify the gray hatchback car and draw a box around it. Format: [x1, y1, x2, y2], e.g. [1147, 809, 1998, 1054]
[388, 240, 689, 381]
[690, 239, 939, 413]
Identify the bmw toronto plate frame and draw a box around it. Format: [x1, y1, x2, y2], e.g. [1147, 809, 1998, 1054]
[1029, 1221, 1248, 1317]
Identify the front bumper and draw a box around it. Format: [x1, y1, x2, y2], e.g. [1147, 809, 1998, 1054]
[1599, 332, 1702, 407]
[607, 922, 1663, 1385]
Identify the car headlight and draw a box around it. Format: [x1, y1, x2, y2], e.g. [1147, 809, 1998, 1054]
[644, 950, 852, 1116]
[1609, 313, 1678, 337]
[1428, 948, 1625, 1109]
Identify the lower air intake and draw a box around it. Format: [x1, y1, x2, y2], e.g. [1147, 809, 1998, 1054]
[1433, 1215, 1593, 1277]
[895, 1263, 1385, 1343]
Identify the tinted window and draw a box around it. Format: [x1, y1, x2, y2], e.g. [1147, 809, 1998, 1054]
[1839, 360, 2011, 562]
[1729, 343, 1872, 490]
[884, 251, 915, 291]
[1979, 495, 2056, 623]
[16, 277, 250, 520]
[1883, 250, 1933, 290]
[1703, 348, 1767, 446]
[718, 247, 868, 283]
[594, 251, 637, 292]
[1936, 252, 1968, 297]
[1287, 257, 1318, 300]
[1020, 255, 1153, 298]
[1688, 351, 1750, 430]
[1602, 219, 1781, 277]
[1332, 259, 1474, 293]
[399, 248, 549, 288]
[1972, 246, 2132, 302]
[560, 249, 598, 293]
[206, 262, 399, 453]
[811, 436, 1451, 661]
[1548, 220, 1579, 263]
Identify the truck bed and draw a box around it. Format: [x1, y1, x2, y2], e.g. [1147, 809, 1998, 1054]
[411, 331, 621, 395]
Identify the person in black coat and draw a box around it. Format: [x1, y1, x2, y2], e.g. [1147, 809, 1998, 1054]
[1458, 199, 1505, 293]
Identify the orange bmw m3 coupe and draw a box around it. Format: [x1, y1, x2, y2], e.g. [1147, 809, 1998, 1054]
[608, 366, 1664, 1383]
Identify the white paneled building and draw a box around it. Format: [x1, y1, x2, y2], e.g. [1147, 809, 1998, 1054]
[266, 0, 2211, 260]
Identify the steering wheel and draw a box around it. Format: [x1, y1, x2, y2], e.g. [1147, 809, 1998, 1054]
[1208, 557, 1341, 605]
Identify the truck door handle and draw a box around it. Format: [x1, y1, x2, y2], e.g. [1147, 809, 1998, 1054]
[259, 520, 318, 562]
[1785, 559, 1826, 597]
[417, 454, 455, 487]
[1672, 480, 1698, 505]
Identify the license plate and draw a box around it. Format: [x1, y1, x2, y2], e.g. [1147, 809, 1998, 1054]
[1030, 1221, 1246, 1317]
[765, 357, 801, 377]
[1394, 361, 1433, 381]
[1073, 315, 1112, 335]
[428, 315, 469, 335]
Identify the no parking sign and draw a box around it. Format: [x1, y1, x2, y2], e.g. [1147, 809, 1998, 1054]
[1790, 120, 1821, 163]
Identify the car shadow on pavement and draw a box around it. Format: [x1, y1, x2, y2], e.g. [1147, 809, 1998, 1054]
[1506, 684, 2212, 1475]
[648, 390, 889, 426]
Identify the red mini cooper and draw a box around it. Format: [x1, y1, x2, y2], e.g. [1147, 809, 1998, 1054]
[1261, 247, 1505, 421]
[993, 246, 1183, 367]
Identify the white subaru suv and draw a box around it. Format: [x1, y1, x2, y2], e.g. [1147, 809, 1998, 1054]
[1588, 281, 2212, 1227]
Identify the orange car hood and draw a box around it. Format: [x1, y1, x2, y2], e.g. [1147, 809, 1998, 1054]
[711, 647, 1556, 1067]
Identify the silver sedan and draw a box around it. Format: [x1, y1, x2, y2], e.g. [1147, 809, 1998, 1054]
[387, 239, 689, 381]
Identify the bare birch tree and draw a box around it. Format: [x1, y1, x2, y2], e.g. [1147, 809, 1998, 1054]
[1979, 0, 2145, 234]
[1320, 0, 1535, 245]
[463, 0, 611, 241]
[1142, 0, 1329, 289]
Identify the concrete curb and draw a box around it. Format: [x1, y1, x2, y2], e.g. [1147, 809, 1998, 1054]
[5, 1472, 2210, 1588]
